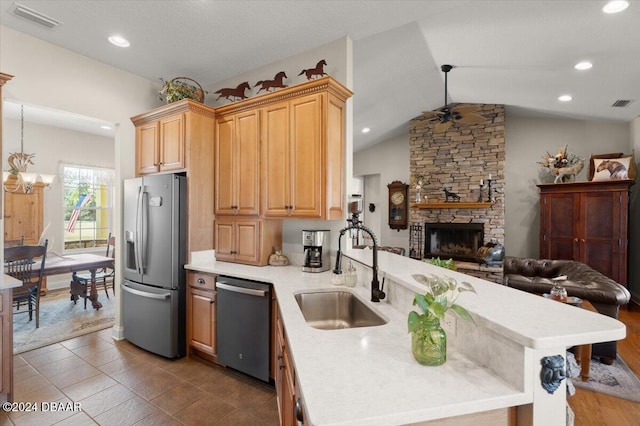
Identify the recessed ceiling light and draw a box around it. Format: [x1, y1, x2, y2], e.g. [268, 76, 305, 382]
[602, 1, 629, 14]
[108, 35, 130, 47]
[558, 95, 573, 102]
[362, 127, 371, 134]
[100, 125, 112, 130]
[574, 61, 593, 70]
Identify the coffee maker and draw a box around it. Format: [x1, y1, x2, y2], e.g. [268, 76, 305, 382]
[302, 230, 330, 273]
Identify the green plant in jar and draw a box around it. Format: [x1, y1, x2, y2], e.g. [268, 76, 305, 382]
[407, 274, 475, 365]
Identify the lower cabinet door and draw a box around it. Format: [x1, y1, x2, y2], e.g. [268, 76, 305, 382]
[189, 288, 216, 355]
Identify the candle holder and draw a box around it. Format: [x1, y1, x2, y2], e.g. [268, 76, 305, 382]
[477, 182, 484, 202]
[487, 179, 493, 203]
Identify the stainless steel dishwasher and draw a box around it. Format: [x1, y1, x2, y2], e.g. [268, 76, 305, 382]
[215, 276, 271, 382]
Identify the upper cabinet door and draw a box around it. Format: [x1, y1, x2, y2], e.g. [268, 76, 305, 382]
[235, 110, 260, 215]
[289, 93, 323, 219]
[215, 115, 236, 214]
[215, 110, 259, 216]
[159, 113, 185, 172]
[136, 122, 159, 175]
[261, 102, 291, 217]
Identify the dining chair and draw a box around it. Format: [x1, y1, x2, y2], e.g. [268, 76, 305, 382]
[5, 240, 48, 329]
[73, 234, 115, 307]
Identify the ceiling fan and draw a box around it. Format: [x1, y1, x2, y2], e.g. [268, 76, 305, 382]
[423, 64, 485, 133]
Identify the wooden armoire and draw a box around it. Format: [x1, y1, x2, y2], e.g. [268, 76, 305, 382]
[538, 180, 632, 285]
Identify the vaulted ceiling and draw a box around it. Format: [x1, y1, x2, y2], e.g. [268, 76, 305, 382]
[1, 1, 639, 151]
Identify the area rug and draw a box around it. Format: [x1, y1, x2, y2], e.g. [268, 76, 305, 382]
[566, 351, 640, 403]
[13, 288, 115, 354]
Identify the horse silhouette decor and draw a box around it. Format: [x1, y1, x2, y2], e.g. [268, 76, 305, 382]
[298, 59, 328, 80]
[255, 71, 288, 94]
[443, 188, 461, 202]
[214, 82, 251, 102]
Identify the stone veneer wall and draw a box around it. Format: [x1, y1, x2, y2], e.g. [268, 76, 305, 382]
[409, 104, 506, 255]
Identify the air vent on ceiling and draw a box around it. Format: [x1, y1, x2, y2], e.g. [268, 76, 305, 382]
[10, 2, 61, 30]
[611, 99, 633, 108]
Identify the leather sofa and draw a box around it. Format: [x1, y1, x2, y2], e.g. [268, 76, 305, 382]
[503, 256, 631, 362]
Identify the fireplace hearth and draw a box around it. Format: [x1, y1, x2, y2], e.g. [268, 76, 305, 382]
[425, 223, 484, 262]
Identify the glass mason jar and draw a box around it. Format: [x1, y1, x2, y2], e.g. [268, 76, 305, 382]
[550, 285, 568, 303]
[411, 318, 447, 366]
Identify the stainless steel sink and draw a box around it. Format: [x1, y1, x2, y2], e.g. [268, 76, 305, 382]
[294, 291, 387, 330]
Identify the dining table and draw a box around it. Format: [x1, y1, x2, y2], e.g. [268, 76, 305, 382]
[41, 253, 114, 310]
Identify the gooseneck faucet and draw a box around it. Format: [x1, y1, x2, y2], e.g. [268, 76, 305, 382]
[333, 213, 386, 302]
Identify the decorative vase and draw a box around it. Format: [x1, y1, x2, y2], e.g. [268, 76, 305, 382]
[415, 188, 422, 203]
[411, 318, 447, 365]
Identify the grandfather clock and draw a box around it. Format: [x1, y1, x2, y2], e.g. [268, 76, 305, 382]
[387, 181, 408, 231]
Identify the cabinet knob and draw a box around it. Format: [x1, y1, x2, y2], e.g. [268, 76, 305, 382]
[197, 278, 205, 284]
[580, 238, 585, 243]
[573, 238, 579, 243]
[279, 364, 285, 370]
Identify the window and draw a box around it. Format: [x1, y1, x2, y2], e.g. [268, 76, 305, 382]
[62, 164, 114, 251]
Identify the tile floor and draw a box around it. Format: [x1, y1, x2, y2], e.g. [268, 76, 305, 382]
[2, 329, 278, 425]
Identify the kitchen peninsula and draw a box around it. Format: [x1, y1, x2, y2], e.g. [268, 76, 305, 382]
[186, 250, 625, 425]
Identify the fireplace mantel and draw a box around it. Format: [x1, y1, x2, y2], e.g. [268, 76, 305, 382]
[410, 202, 492, 209]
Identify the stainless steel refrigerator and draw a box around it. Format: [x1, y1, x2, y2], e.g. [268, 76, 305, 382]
[122, 174, 187, 358]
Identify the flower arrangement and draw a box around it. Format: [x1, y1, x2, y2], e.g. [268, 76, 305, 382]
[158, 77, 207, 104]
[408, 274, 475, 326]
[538, 144, 584, 183]
[411, 174, 426, 202]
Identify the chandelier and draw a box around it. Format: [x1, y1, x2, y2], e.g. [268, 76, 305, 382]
[3, 104, 55, 193]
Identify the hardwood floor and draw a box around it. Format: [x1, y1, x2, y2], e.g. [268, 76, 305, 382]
[568, 305, 640, 426]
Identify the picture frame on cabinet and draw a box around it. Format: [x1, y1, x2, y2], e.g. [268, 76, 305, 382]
[588, 151, 636, 182]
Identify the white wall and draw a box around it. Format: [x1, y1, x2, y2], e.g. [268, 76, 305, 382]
[353, 133, 410, 253]
[504, 114, 631, 258]
[1, 25, 161, 336]
[3, 118, 114, 256]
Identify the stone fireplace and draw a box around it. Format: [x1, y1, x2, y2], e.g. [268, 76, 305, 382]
[425, 222, 483, 262]
[408, 104, 505, 281]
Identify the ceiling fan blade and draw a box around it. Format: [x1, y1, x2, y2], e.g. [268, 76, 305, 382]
[435, 121, 452, 133]
[456, 113, 485, 124]
[451, 105, 481, 114]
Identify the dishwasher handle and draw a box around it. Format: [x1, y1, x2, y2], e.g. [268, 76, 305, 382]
[216, 282, 267, 297]
[122, 284, 170, 300]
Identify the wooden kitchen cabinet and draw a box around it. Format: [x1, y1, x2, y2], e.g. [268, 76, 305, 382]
[1, 71, 14, 404]
[187, 272, 217, 359]
[214, 76, 352, 221]
[275, 304, 298, 426]
[215, 110, 260, 215]
[214, 217, 282, 266]
[3, 179, 43, 246]
[1, 289, 13, 403]
[261, 87, 349, 220]
[132, 100, 216, 254]
[538, 180, 632, 285]
[135, 112, 185, 175]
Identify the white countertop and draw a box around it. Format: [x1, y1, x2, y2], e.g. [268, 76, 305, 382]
[1, 273, 22, 290]
[185, 250, 626, 425]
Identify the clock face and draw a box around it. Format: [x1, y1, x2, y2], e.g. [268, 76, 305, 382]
[391, 191, 405, 205]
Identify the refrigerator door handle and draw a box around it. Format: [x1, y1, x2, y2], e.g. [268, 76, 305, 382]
[135, 186, 143, 274]
[140, 189, 149, 271]
[122, 284, 170, 300]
